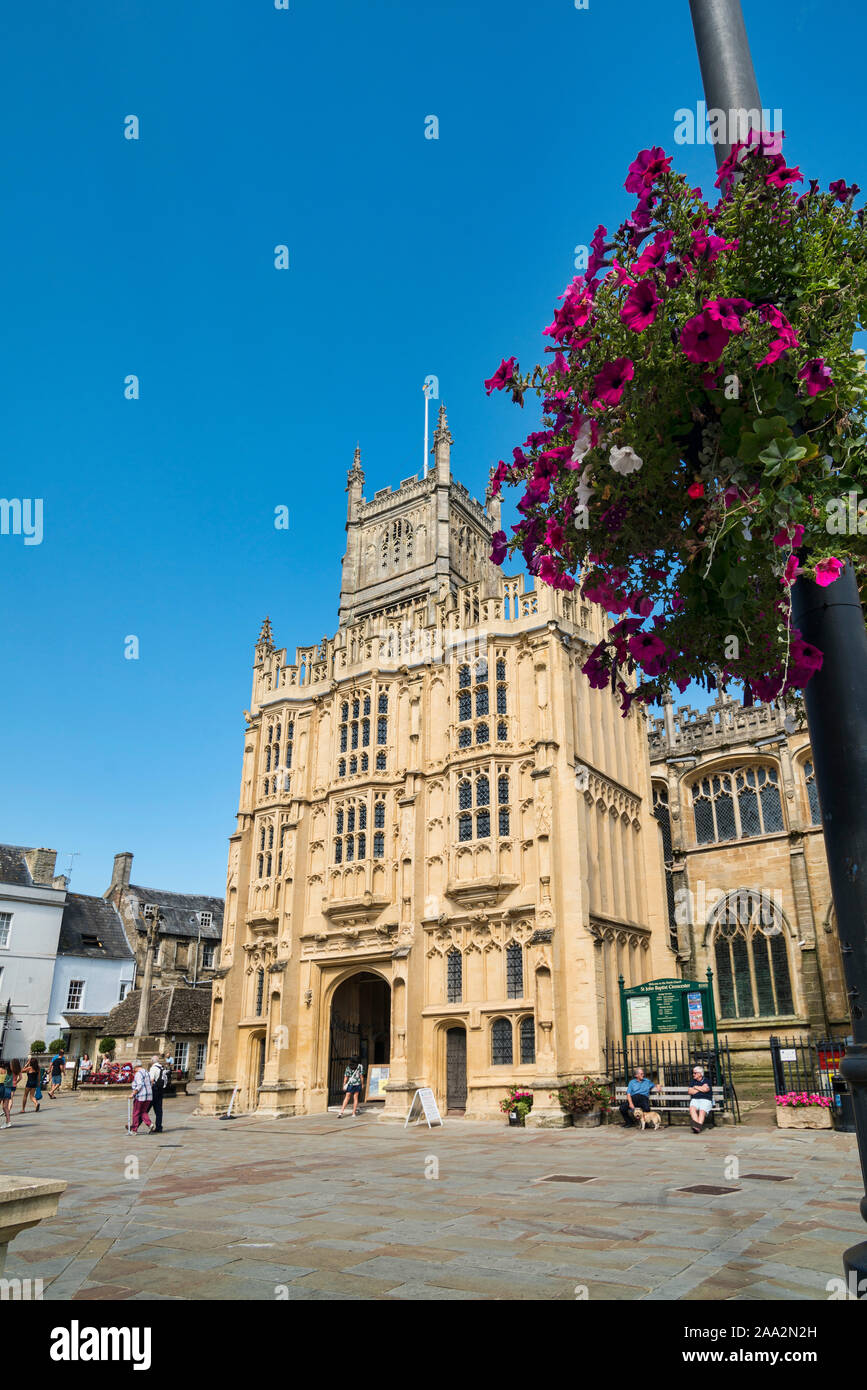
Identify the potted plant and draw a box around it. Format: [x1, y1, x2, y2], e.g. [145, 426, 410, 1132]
[775, 1091, 833, 1130]
[500, 1087, 534, 1127]
[553, 1078, 612, 1129]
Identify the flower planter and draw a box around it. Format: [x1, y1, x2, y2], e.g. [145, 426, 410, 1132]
[776, 1106, 832, 1130]
[508, 1110, 524, 1127]
[569, 1109, 602, 1129]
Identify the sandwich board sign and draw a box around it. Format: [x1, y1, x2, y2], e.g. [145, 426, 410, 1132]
[404, 1087, 443, 1128]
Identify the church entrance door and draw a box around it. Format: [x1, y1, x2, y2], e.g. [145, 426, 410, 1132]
[327, 972, 391, 1106]
[446, 1027, 467, 1113]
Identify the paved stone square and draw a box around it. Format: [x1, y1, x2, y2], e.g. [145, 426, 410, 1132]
[1, 1093, 863, 1301]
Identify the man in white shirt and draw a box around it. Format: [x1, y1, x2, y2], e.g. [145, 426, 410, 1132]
[148, 1054, 167, 1134]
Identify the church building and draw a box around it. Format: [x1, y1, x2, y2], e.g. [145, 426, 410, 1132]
[197, 408, 677, 1122]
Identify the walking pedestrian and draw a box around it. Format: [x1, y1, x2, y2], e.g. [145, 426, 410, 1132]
[1, 1059, 21, 1128]
[148, 1054, 168, 1134]
[20, 1057, 41, 1113]
[47, 1048, 65, 1098]
[338, 1058, 365, 1117]
[129, 1059, 154, 1134]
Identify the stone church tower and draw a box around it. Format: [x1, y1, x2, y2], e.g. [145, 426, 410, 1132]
[198, 409, 676, 1122]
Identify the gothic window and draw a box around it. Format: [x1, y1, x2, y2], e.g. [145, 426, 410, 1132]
[338, 758, 346, 777]
[340, 725, 348, 753]
[710, 891, 794, 1019]
[447, 949, 462, 1003]
[506, 943, 524, 999]
[376, 752, 387, 771]
[257, 853, 264, 877]
[255, 968, 265, 1017]
[374, 799, 386, 828]
[804, 760, 821, 825]
[351, 721, 359, 749]
[363, 695, 371, 716]
[341, 702, 349, 721]
[352, 698, 360, 719]
[405, 521, 413, 564]
[497, 722, 508, 742]
[265, 746, 272, 772]
[519, 1016, 535, 1064]
[691, 765, 785, 844]
[458, 665, 471, 689]
[259, 826, 266, 852]
[373, 831, 385, 859]
[457, 767, 511, 842]
[361, 753, 368, 771]
[285, 720, 293, 769]
[334, 798, 371, 863]
[349, 756, 357, 774]
[491, 1018, 513, 1065]
[458, 728, 472, 748]
[362, 719, 370, 746]
[476, 722, 489, 745]
[265, 852, 272, 877]
[381, 534, 388, 572]
[652, 784, 678, 952]
[458, 691, 472, 721]
[456, 654, 500, 750]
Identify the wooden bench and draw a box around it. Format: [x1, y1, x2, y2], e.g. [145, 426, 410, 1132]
[612, 1084, 726, 1126]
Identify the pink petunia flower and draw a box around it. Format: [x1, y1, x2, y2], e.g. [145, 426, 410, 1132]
[815, 557, 844, 587]
[798, 358, 834, 396]
[625, 147, 672, 195]
[485, 357, 517, 395]
[829, 178, 860, 203]
[489, 530, 508, 565]
[593, 357, 634, 406]
[620, 278, 660, 333]
[705, 297, 753, 331]
[687, 481, 705, 499]
[680, 311, 730, 363]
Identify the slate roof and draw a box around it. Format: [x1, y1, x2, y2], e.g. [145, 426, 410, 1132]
[126, 885, 224, 940]
[0, 844, 35, 888]
[59, 894, 134, 961]
[104, 984, 213, 1037]
[61, 1012, 110, 1030]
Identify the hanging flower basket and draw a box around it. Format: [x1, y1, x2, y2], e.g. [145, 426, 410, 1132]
[486, 132, 867, 710]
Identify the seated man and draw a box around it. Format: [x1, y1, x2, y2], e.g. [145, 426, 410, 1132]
[688, 1065, 714, 1133]
[619, 1066, 658, 1126]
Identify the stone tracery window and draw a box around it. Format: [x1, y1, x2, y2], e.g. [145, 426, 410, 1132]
[333, 797, 372, 864]
[506, 943, 524, 999]
[652, 784, 678, 952]
[709, 890, 794, 1019]
[447, 949, 462, 1003]
[519, 1016, 535, 1064]
[691, 765, 784, 844]
[804, 759, 821, 825]
[491, 1017, 513, 1065]
[457, 654, 502, 748]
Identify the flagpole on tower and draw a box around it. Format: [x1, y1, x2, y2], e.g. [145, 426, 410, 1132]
[423, 381, 431, 478]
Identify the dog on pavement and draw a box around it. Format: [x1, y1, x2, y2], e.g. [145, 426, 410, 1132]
[636, 1109, 661, 1131]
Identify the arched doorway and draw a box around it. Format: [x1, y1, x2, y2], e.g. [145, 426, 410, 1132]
[328, 971, 391, 1106]
[243, 1030, 266, 1112]
[445, 1026, 467, 1113]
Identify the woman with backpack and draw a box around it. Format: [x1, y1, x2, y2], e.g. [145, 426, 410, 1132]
[338, 1057, 365, 1117]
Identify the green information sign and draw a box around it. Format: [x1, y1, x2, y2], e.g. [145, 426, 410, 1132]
[619, 972, 719, 1053]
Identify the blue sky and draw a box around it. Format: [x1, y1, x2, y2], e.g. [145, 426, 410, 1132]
[2, 0, 864, 898]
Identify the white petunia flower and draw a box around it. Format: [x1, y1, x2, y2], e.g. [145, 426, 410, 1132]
[570, 420, 594, 464]
[609, 445, 643, 476]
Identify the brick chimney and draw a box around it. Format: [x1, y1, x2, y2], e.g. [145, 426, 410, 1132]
[106, 851, 134, 901]
[24, 848, 57, 885]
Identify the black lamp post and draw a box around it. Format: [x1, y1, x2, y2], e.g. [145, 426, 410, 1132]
[688, 0, 867, 1291]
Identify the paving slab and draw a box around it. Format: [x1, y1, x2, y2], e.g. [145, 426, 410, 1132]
[0, 1094, 862, 1301]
